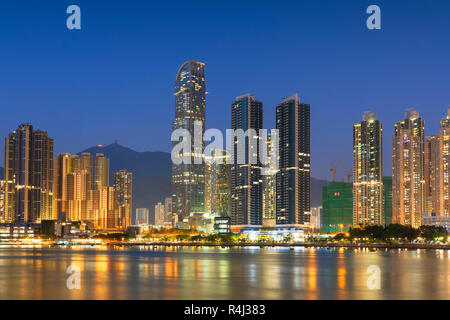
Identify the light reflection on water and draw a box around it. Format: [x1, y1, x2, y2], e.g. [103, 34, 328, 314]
[0, 246, 448, 299]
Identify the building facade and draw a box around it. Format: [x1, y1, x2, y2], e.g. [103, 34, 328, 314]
[276, 94, 310, 226]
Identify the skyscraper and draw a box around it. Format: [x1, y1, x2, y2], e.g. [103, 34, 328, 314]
[230, 94, 263, 228]
[353, 112, 383, 226]
[172, 61, 206, 224]
[276, 94, 311, 226]
[113, 169, 133, 229]
[4, 124, 54, 223]
[392, 109, 425, 227]
[94, 153, 109, 190]
[428, 108, 450, 216]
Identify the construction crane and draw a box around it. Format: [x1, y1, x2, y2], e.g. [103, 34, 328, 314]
[329, 152, 348, 182]
[339, 158, 353, 183]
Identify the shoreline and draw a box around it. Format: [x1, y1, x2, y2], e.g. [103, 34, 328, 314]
[106, 242, 450, 250]
[0, 241, 448, 250]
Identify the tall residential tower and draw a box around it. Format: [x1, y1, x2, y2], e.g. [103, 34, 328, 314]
[392, 109, 425, 227]
[4, 124, 54, 223]
[353, 112, 383, 226]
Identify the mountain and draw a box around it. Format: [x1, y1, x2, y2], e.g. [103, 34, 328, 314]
[78, 143, 329, 222]
[78, 143, 171, 223]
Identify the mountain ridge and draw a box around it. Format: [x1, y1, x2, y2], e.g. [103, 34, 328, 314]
[78, 143, 329, 222]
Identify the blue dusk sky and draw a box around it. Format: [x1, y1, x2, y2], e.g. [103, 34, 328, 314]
[0, 0, 449, 180]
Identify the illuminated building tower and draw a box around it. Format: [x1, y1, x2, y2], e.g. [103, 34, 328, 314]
[94, 153, 110, 190]
[4, 124, 54, 223]
[154, 202, 165, 226]
[172, 61, 206, 223]
[205, 149, 231, 217]
[113, 169, 133, 229]
[0, 180, 5, 222]
[392, 109, 425, 228]
[263, 134, 277, 226]
[353, 112, 383, 226]
[276, 94, 311, 226]
[428, 108, 450, 216]
[97, 186, 116, 229]
[53, 153, 73, 219]
[230, 94, 263, 228]
[73, 170, 89, 221]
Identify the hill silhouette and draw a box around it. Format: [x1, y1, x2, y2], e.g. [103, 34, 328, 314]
[78, 143, 329, 223]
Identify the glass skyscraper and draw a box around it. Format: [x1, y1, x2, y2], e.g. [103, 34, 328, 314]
[275, 94, 311, 225]
[172, 61, 206, 223]
[230, 94, 263, 228]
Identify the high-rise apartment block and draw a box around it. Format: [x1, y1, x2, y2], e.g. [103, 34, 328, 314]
[4, 124, 54, 223]
[426, 108, 450, 217]
[114, 169, 132, 229]
[392, 109, 425, 228]
[353, 112, 383, 226]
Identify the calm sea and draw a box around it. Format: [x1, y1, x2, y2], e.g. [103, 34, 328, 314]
[0, 246, 448, 299]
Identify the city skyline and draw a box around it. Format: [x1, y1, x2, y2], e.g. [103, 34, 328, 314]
[1, 1, 449, 181]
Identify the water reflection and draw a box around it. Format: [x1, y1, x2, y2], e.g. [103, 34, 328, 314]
[0, 246, 448, 299]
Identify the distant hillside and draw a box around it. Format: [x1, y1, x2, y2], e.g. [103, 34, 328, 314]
[0, 146, 327, 221]
[78, 143, 328, 223]
[78, 143, 171, 223]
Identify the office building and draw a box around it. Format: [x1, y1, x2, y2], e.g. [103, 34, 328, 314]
[172, 61, 206, 223]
